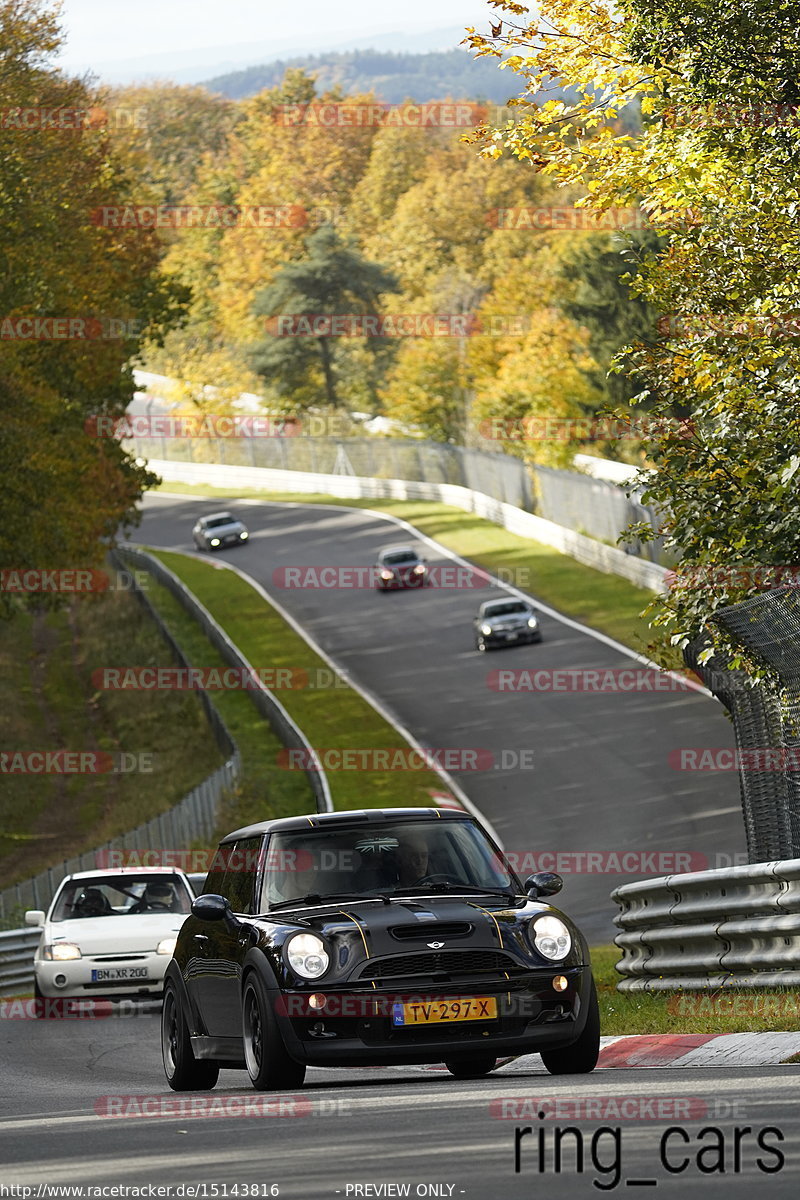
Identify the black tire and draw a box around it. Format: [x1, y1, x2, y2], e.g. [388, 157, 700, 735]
[242, 972, 306, 1091]
[540, 977, 600, 1075]
[162, 980, 219, 1091]
[444, 1055, 497, 1078]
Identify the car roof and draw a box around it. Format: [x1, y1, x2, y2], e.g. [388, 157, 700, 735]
[219, 806, 472, 845]
[481, 597, 530, 611]
[201, 511, 236, 522]
[379, 544, 420, 556]
[61, 867, 191, 881]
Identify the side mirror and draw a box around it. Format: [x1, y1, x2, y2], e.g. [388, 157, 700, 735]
[192, 894, 230, 922]
[525, 872, 563, 898]
[25, 910, 45, 927]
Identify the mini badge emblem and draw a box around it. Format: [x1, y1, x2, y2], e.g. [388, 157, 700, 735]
[427, 941, 445, 949]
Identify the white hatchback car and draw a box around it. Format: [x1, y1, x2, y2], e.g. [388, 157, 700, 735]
[25, 868, 194, 1005]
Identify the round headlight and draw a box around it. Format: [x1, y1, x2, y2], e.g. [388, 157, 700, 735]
[381, 570, 394, 580]
[239, 531, 248, 540]
[531, 916, 572, 961]
[210, 538, 221, 546]
[287, 933, 329, 979]
[480, 623, 492, 636]
[413, 564, 425, 574]
[527, 617, 538, 628]
[157, 937, 177, 956]
[44, 943, 82, 961]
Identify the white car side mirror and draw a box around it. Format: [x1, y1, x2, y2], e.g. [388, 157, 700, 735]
[25, 910, 45, 927]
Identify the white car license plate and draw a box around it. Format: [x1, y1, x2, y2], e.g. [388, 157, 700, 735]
[91, 967, 149, 982]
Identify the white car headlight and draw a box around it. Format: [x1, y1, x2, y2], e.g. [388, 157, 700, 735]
[480, 623, 493, 636]
[239, 531, 249, 540]
[531, 916, 572, 961]
[156, 938, 177, 956]
[286, 933, 329, 979]
[527, 617, 538, 628]
[412, 563, 425, 574]
[210, 537, 221, 546]
[43, 943, 82, 961]
[381, 570, 394, 580]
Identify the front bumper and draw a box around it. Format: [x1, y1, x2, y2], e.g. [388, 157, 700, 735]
[482, 629, 541, 646]
[35, 952, 169, 999]
[272, 967, 591, 1067]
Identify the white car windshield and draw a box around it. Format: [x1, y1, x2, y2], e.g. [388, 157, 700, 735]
[50, 875, 192, 920]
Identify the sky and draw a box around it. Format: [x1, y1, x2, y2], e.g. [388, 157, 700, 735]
[54, 0, 499, 76]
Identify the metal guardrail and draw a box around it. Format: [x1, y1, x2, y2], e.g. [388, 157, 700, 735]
[115, 545, 333, 815]
[0, 929, 42, 997]
[612, 859, 800, 990]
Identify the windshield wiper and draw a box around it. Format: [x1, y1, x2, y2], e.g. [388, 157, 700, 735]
[268, 891, 393, 912]
[390, 883, 518, 902]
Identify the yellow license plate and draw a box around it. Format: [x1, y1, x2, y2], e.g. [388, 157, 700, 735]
[391, 996, 498, 1026]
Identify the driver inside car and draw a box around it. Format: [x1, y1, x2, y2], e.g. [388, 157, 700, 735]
[395, 834, 431, 886]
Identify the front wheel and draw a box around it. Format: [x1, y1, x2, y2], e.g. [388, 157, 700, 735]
[444, 1055, 497, 1078]
[540, 977, 600, 1075]
[242, 972, 306, 1091]
[162, 980, 219, 1091]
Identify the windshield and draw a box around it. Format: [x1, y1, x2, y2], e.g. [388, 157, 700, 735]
[483, 602, 528, 618]
[50, 875, 193, 920]
[260, 820, 518, 910]
[205, 515, 236, 528]
[382, 550, 418, 565]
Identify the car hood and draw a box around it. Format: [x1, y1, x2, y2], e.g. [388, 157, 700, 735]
[277, 894, 532, 956]
[46, 914, 187, 953]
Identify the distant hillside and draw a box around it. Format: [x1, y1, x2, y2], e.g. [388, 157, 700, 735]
[203, 48, 522, 104]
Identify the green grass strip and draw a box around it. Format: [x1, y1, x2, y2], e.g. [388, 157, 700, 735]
[146, 549, 447, 822]
[154, 482, 656, 654]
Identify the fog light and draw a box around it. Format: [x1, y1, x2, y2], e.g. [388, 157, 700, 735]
[308, 993, 326, 1010]
[54, 974, 68, 988]
[552, 975, 568, 992]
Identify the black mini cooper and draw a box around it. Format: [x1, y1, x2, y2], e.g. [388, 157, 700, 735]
[162, 808, 599, 1091]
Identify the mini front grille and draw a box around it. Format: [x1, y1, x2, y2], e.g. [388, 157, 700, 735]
[390, 923, 473, 943]
[358, 950, 520, 981]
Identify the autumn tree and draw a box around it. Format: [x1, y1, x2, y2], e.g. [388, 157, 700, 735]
[250, 225, 398, 408]
[0, 0, 186, 615]
[467, 0, 800, 664]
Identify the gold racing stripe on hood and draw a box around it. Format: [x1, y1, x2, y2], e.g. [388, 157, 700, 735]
[467, 903, 502, 946]
[338, 909, 370, 958]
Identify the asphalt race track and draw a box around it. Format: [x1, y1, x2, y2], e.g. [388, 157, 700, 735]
[2, 1010, 800, 1197]
[131, 494, 743, 942]
[3, 494, 797, 1200]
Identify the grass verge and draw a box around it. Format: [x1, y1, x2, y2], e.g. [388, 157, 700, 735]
[144, 549, 448, 823]
[0, 584, 224, 892]
[153, 482, 657, 654]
